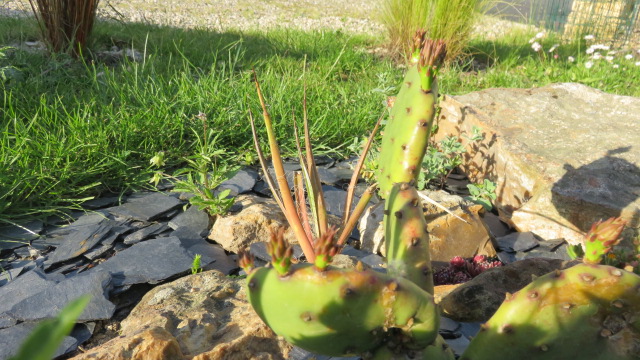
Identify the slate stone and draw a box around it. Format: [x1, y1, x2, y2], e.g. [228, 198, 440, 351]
[11, 245, 34, 258]
[0, 269, 59, 315]
[359, 253, 385, 270]
[252, 180, 273, 197]
[123, 222, 168, 245]
[495, 232, 540, 252]
[445, 335, 471, 356]
[0, 314, 17, 329]
[195, 243, 239, 275]
[440, 316, 461, 332]
[47, 211, 110, 236]
[458, 322, 482, 340]
[8, 270, 115, 322]
[94, 236, 194, 287]
[83, 243, 114, 261]
[107, 192, 183, 221]
[316, 167, 340, 186]
[0, 220, 43, 244]
[168, 205, 210, 236]
[497, 251, 517, 264]
[516, 243, 573, 261]
[249, 241, 271, 262]
[325, 167, 355, 183]
[0, 266, 26, 287]
[340, 245, 366, 259]
[216, 167, 259, 196]
[70, 322, 96, 346]
[48, 258, 87, 275]
[45, 218, 115, 267]
[321, 185, 362, 218]
[81, 196, 120, 210]
[0, 321, 79, 359]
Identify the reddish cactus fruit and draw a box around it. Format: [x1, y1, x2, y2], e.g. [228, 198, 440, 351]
[584, 217, 627, 264]
[314, 226, 339, 271]
[266, 227, 293, 276]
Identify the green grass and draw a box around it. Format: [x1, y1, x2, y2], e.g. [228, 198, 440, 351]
[0, 18, 401, 221]
[1, 16, 639, 223]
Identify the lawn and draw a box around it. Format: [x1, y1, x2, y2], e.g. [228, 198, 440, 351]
[1, 14, 639, 222]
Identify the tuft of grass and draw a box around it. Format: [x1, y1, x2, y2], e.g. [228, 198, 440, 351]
[378, 0, 492, 62]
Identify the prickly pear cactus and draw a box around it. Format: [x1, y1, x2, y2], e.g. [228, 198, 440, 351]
[245, 263, 441, 357]
[384, 182, 434, 294]
[377, 33, 446, 198]
[460, 263, 640, 360]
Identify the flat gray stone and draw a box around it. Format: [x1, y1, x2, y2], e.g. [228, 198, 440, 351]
[81, 196, 120, 210]
[107, 192, 183, 221]
[123, 222, 168, 245]
[495, 231, 539, 252]
[94, 236, 193, 287]
[8, 270, 115, 322]
[0, 220, 43, 244]
[168, 205, 210, 237]
[516, 243, 573, 261]
[0, 314, 17, 328]
[438, 83, 640, 244]
[321, 185, 362, 218]
[45, 218, 115, 267]
[0, 269, 58, 315]
[0, 321, 78, 359]
[316, 167, 340, 186]
[216, 167, 258, 196]
[47, 211, 110, 236]
[0, 267, 26, 287]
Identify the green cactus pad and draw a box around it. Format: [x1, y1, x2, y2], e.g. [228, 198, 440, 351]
[246, 264, 440, 356]
[384, 182, 434, 294]
[460, 264, 640, 360]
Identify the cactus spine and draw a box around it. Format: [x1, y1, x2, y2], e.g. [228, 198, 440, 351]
[384, 182, 434, 294]
[460, 264, 640, 360]
[377, 33, 446, 199]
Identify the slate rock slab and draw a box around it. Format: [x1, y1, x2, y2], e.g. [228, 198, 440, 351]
[0, 269, 59, 316]
[0, 220, 43, 251]
[495, 231, 539, 252]
[45, 218, 117, 267]
[168, 205, 209, 236]
[123, 222, 168, 245]
[437, 83, 640, 244]
[0, 321, 79, 359]
[107, 192, 182, 221]
[216, 167, 258, 196]
[7, 270, 115, 322]
[94, 236, 193, 287]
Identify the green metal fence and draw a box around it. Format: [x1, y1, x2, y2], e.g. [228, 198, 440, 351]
[530, 0, 640, 45]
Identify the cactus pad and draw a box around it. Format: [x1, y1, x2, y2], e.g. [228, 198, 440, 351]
[460, 263, 640, 360]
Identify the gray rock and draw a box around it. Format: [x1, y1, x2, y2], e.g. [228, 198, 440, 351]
[45, 218, 116, 267]
[0, 220, 43, 251]
[360, 253, 385, 270]
[168, 205, 210, 236]
[107, 192, 183, 221]
[7, 270, 115, 322]
[438, 83, 640, 244]
[249, 241, 304, 263]
[495, 231, 539, 252]
[94, 236, 193, 287]
[0, 314, 17, 329]
[445, 335, 470, 356]
[340, 245, 366, 259]
[0, 269, 59, 315]
[482, 212, 511, 238]
[196, 243, 238, 275]
[123, 222, 168, 245]
[439, 316, 461, 332]
[47, 211, 110, 236]
[316, 167, 340, 185]
[0, 321, 79, 359]
[83, 243, 114, 261]
[322, 185, 360, 218]
[0, 267, 26, 287]
[216, 167, 258, 195]
[516, 243, 573, 261]
[81, 196, 120, 210]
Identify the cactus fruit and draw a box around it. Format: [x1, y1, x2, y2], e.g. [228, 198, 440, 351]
[384, 182, 434, 294]
[245, 263, 441, 357]
[460, 263, 640, 360]
[583, 217, 627, 264]
[376, 33, 446, 198]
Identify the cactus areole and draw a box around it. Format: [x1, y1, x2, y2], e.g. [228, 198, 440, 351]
[245, 264, 440, 356]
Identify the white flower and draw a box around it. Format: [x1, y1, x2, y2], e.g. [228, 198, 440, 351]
[529, 38, 535, 44]
[568, 56, 575, 62]
[548, 44, 559, 52]
[593, 52, 602, 60]
[586, 47, 595, 54]
[625, 54, 633, 60]
[613, 64, 619, 68]
[607, 51, 616, 55]
[637, 49, 640, 54]
[584, 34, 595, 40]
[531, 42, 542, 52]
[585, 61, 594, 69]
[605, 55, 614, 62]
[636, 61, 640, 66]
[535, 31, 545, 39]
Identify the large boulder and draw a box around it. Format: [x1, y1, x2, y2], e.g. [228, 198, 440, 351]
[71, 270, 291, 360]
[437, 83, 640, 244]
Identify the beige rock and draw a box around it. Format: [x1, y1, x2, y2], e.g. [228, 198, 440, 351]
[436, 83, 640, 244]
[439, 258, 580, 322]
[358, 190, 497, 263]
[72, 270, 291, 360]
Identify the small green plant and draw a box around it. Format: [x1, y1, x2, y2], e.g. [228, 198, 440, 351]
[465, 179, 497, 211]
[191, 254, 203, 274]
[10, 295, 89, 360]
[0, 46, 18, 82]
[150, 113, 238, 217]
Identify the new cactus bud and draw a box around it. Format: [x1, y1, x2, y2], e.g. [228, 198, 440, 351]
[246, 264, 441, 356]
[314, 226, 339, 271]
[238, 249, 255, 274]
[460, 263, 640, 360]
[377, 33, 447, 198]
[384, 182, 434, 293]
[266, 227, 293, 276]
[583, 217, 627, 264]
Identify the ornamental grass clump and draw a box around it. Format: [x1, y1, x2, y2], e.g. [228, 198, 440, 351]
[28, 0, 99, 56]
